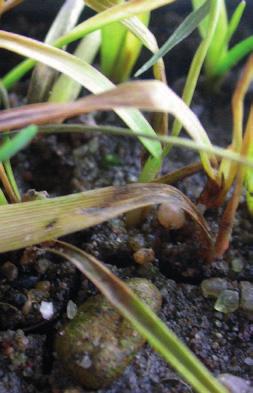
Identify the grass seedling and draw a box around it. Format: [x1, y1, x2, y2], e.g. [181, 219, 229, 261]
[192, 0, 253, 80]
[100, 0, 150, 83]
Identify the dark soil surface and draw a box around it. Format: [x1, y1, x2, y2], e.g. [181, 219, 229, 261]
[0, 3, 252, 393]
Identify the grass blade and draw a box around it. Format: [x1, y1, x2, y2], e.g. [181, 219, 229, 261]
[225, 0, 246, 47]
[2, 0, 174, 90]
[0, 125, 37, 162]
[101, 20, 126, 77]
[28, 0, 85, 103]
[135, 0, 211, 77]
[49, 31, 101, 103]
[110, 13, 150, 83]
[215, 105, 253, 257]
[0, 81, 20, 200]
[45, 240, 228, 393]
[164, 0, 220, 159]
[0, 80, 216, 179]
[214, 36, 253, 77]
[9, 123, 251, 171]
[0, 183, 212, 254]
[0, 0, 22, 15]
[0, 30, 161, 158]
[86, 0, 168, 134]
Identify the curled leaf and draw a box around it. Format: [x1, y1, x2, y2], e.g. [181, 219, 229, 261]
[0, 183, 212, 255]
[0, 80, 216, 179]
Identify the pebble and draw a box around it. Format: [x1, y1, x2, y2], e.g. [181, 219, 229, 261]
[218, 373, 253, 393]
[55, 278, 162, 389]
[231, 258, 244, 273]
[39, 301, 54, 320]
[244, 357, 253, 366]
[214, 290, 239, 314]
[66, 300, 78, 320]
[201, 278, 228, 298]
[35, 258, 50, 274]
[240, 281, 253, 314]
[1, 262, 18, 281]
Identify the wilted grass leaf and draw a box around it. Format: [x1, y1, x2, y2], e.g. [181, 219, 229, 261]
[0, 30, 161, 158]
[0, 183, 212, 254]
[0, 80, 216, 179]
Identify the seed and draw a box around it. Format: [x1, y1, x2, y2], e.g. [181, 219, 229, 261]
[133, 248, 155, 265]
[157, 203, 185, 230]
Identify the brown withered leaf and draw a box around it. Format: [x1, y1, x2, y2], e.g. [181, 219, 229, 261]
[0, 183, 213, 257]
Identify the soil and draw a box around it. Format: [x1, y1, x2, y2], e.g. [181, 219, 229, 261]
[0, 3, 252, 393]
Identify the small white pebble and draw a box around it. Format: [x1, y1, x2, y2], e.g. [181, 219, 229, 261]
[244, 357, 253, 366]
[39, 301, 54, 320]
[67, 300, 78, 320]
[218, 374, 252, 393]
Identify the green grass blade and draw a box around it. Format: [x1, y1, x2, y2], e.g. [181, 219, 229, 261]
[0, 188, 7, 205]
[100, 0, 126, 77]
[225, 1, 246, 46]
[203, 0, 228, 76]
[36, 124, 253, 168]
[191, 0, 209, 38]
[0, 125, 38, 162]
[48, 241, 228, 393]
[111, 12, 150, 82]
[135, 0, 211, 77]
[27, 123, 253, 171]
[101, 20, 126, 76]
[166, 0, 220, 155]
[0, 30, 161, 158]
[210, 0, 246, 79]
[214, 36, 253, 77]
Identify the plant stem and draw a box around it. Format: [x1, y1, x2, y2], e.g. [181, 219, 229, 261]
[0, 82, 21, 201]
[0, 163, 18, 202]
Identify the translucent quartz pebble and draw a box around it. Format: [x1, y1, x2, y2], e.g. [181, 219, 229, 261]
[214, 290, 239, 314]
